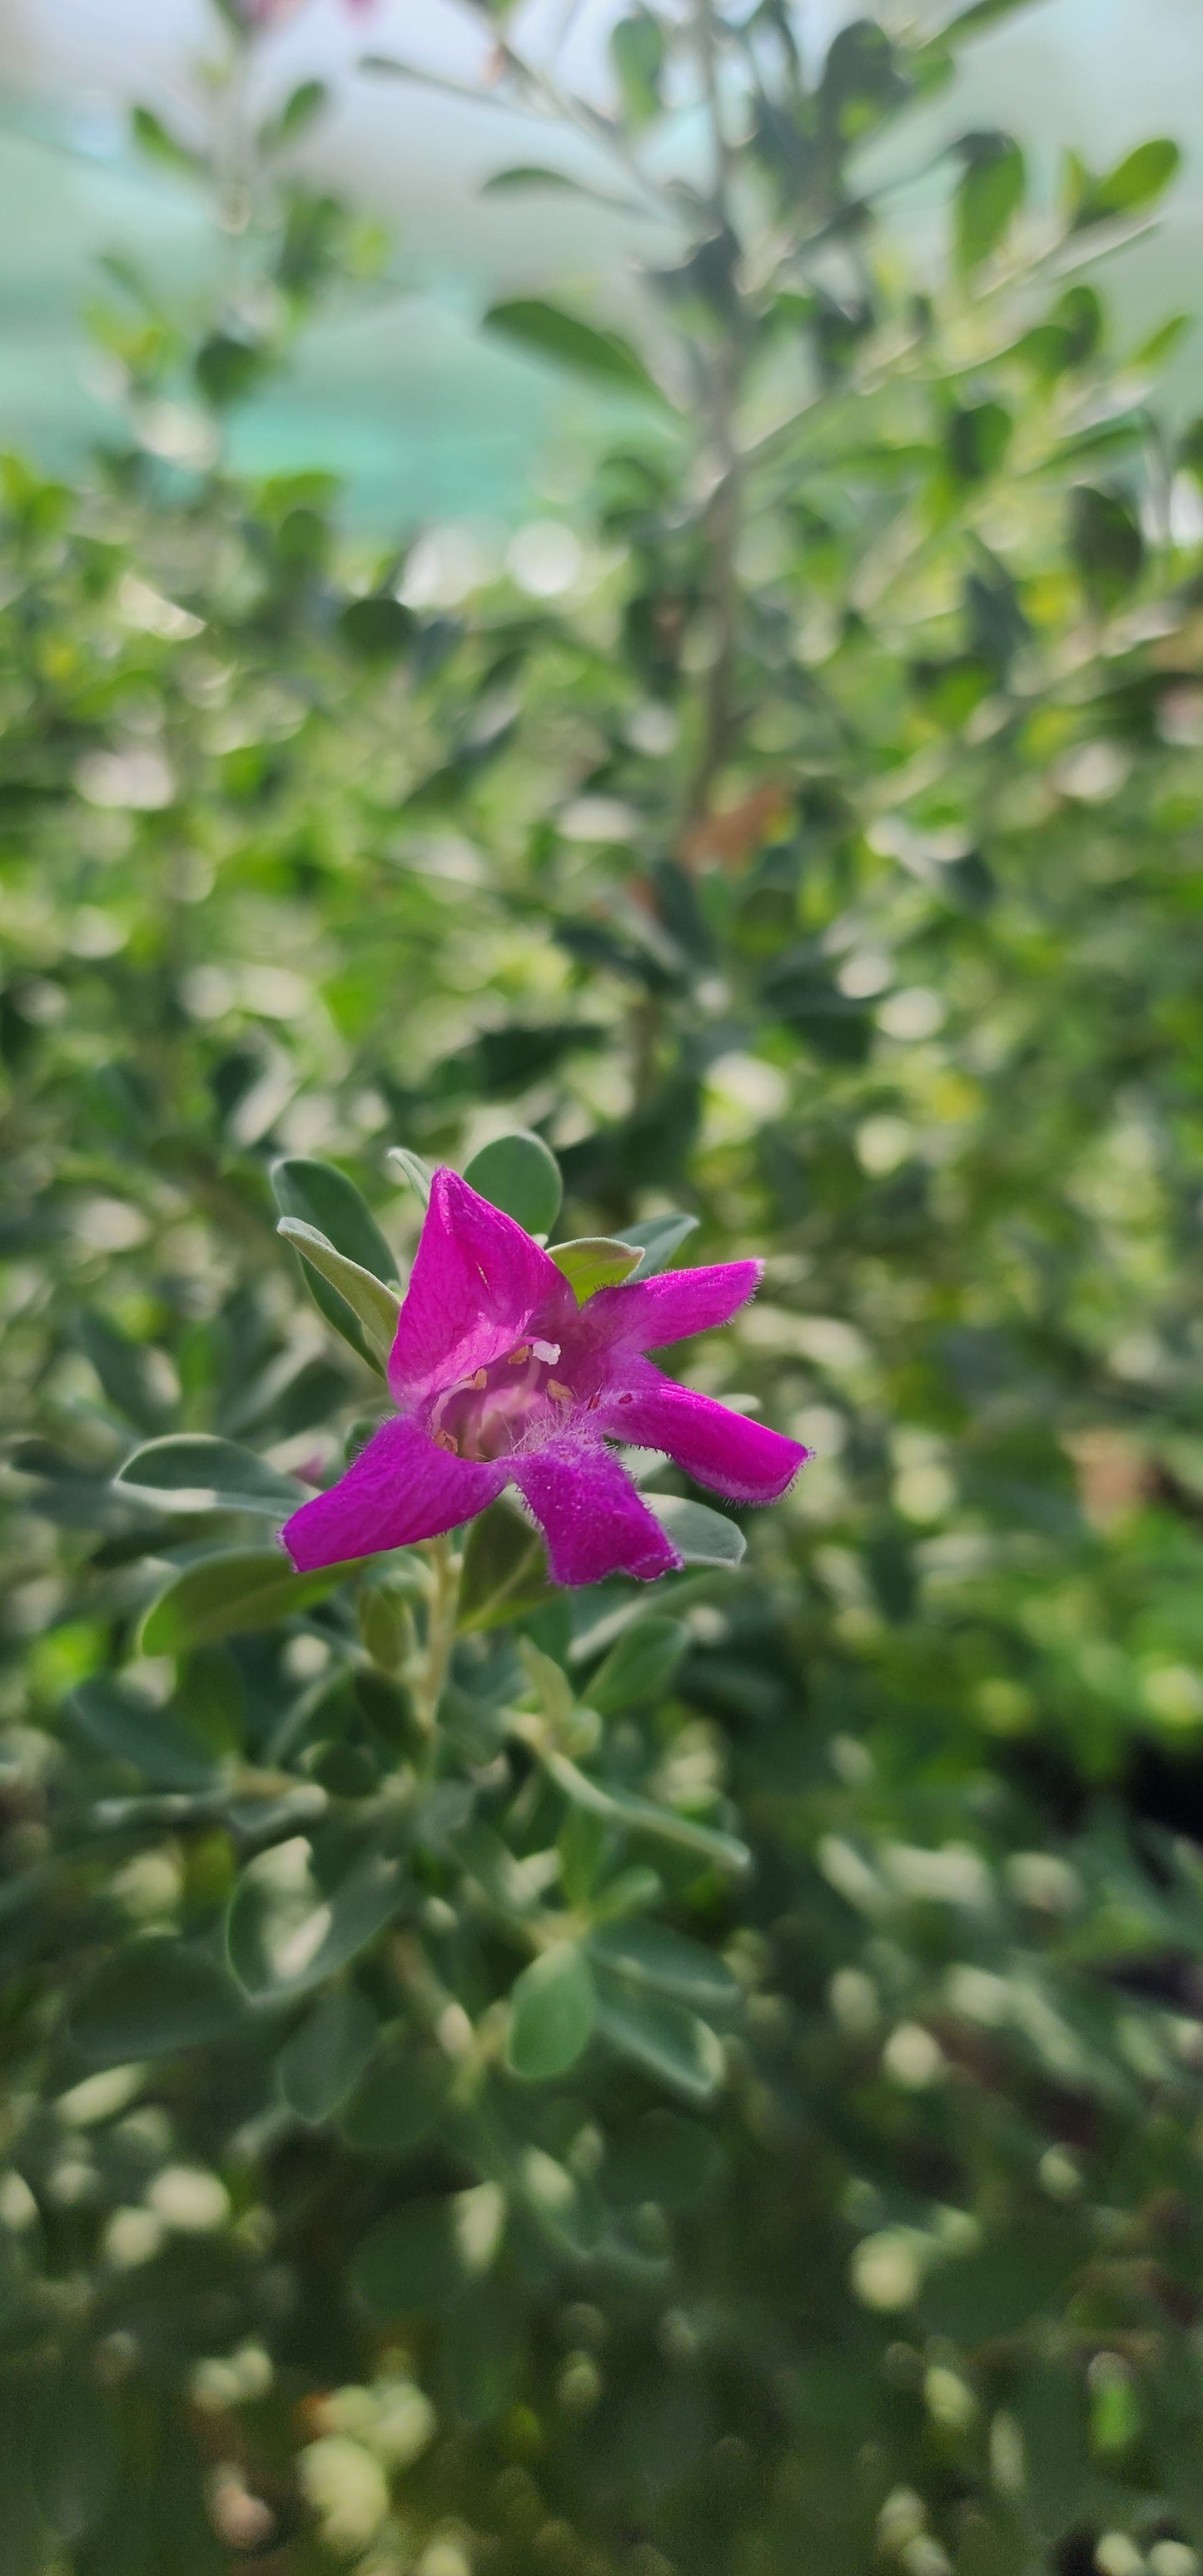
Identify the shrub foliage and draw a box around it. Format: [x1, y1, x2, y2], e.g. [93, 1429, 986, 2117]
[4, 3, 1203, 2570]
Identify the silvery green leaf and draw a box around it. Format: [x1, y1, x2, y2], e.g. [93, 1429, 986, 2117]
[505, 1942, 596, 2081]
[542, 1748, 750, 1875]
[227, 1840, 405, 2002]
[277, 1216, 400, 1367]
[547, 1236, 641, 1300]
[646, 1495, 746, 1567]
[140, 1547, 355, 1654]
[114, 1435, 303, 1517]
[463, 1130, 562, 1235]
[621, 1213, 699, 1278]
[387, 1145, 435, 1205]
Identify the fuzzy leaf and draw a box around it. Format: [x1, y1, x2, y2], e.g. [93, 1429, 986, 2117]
[140, 1547, 355, 1654]
[609, 13, 666, 127]
[276, 78, 330, 142]
[340, 594, 415, 660]
[1072, 138, 1181, 230]
[70, 1942, 246, 2065]
[459, 1500, 553, 1633]
[67, 1678, 216, 1793]
[227, 1840, 405, 2002]
[351, 2185, 503, 2315]
[463, 1130, 563, 1234]
[484, 300, 665, 405]
[594, 1975, 725, 2101]
[277, 1216, 400, 1366]
[339, 2044, 450, 2158]
[481, 167, 644, 214]
[621, 1212, 700, 1278]
[271, 1158, 398, 1370]
[543, 1748, 751, 1874]
[114, 1435, 303, 1518]
[131, 104, 201, 174]
[589, 1616, 688, 1715]
[955, 135, 1025, 272]
[589, 1920, 742, 2016]
[271, 1155, 398, 1282]
[276, 1987, 380, 2121]
[387, 1145, 435, 1204]
[645, 1496, 747, 1568]
[548, 1235, 642, 1300]
[506, 1942, 596, 2080]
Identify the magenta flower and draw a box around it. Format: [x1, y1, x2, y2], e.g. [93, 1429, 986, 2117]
[282, 1171, 808, 1588]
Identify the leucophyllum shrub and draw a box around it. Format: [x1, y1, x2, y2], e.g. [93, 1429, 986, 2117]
[7, 1, 1203, 2570]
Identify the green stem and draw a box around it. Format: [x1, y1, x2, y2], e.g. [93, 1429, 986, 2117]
[215, 30, 256, 242]
[685, 0, 746, 824]
[413, 1533, 462, 1738]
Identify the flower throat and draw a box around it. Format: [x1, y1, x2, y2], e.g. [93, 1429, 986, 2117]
[429, 1340, 578, 1461]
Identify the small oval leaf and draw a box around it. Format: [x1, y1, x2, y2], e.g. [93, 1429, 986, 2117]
[277, 1987, 380, 2122]
[70, 1942, 246, 2065]
[67, 1678, 216, 1793]
[1073, 137, 1181, 230]
[277, 1217, 400, 1366]
[481, 165, 584, 196]
[548, 1236, 641, 1300]
[140, 1547, 355, 1654]
[589, 1920, 742, 2016]
[594, 1977, 725, 2101]
[340, 594, 415, 660]
[227, 1839, 405, 2002]
[459, 1499, 553, 1634]
[483, 299, 665, 405]
[115, 1435, 303, 1517]
[955, 134, 1025, 274]
[644, 1496, 746, 1568]
[338, 2043, 450, 2158]
[462, 1131, 563, 1235]
[544, 1748, 750, 1876]
[621, 1212, 700, 1279]
[387, 1145, 435, 1205]
[589, 1617, 688, 1717]
[271, 1154, 397, 1282]
[506, 1942, 596, 2081]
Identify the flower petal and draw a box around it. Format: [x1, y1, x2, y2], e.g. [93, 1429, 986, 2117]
[597, 1360, 808, 1504]
[510, 1434, 683, 1588]
[283, 1413, 505, 1571]
[577, 1260, 762, 1358]
[389, 1168, 574, 1405]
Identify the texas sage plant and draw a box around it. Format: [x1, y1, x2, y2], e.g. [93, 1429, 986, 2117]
[7, 0, 1203, 2571]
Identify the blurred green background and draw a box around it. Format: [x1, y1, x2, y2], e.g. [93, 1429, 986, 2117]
[2, 0, 1201, 521]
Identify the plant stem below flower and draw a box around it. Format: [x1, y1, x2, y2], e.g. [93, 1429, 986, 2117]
[413, 1532, 462, 1737]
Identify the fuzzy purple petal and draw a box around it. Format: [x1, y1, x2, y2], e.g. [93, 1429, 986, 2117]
[388, 1169, 574, 1405]
[578, 1260, 762, 1359]
[283, 1414, 505, 1571]
[596, 1358, 808, 1504]
[509, 1434, 683, 1588]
